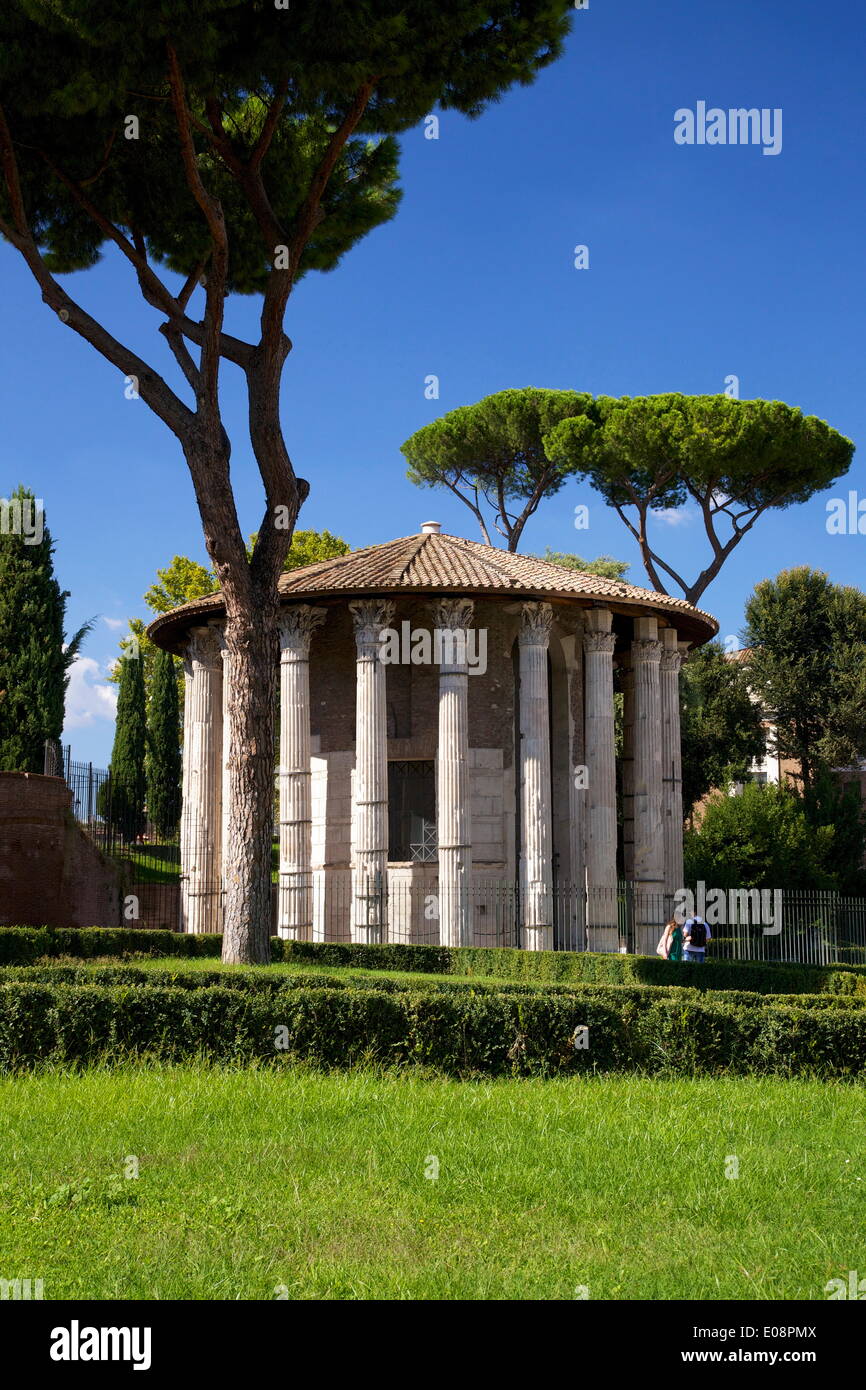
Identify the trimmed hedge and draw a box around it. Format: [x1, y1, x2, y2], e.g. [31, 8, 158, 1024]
[0, 927, 224, 964]
[448, 945, 864, 997]
[2, 962, 866, 1015]
[1, 926, 864, 998]
[0, 979, 864, 1078]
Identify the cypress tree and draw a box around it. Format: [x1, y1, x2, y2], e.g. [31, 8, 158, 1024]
[108, 639, 147, 843]
[146, 648, 181, 840]
[0, 485, 89, 772]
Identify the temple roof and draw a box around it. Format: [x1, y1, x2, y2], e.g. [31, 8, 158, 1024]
[147, 529, 718, 653]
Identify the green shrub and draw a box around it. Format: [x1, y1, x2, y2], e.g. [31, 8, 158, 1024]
[450, 945, 842, 997]
[3, 962, 866, 1016]
[0, 927, 224, 963]
[1, 980, 864, 1079]
[1, 928, 862, 999]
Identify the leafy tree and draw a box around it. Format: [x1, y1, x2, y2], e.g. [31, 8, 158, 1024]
[544, 394, 854, 605]
[146, 647, 182, 840]
[0, 485, 91, 772]
[0, 2, 572, 959]
[108, 556, 217, 702]
[537, 548, 629, 580]
[683, 782, 835, 890]
[144, 556, 216, 616]
[245, 527, 350, 570]
[107, 640, 147, 843]
[680, 641, 766, 814]
[798, 767, 866, 898]
[743, 568, 866, 793]
[402, 388, 595, 550]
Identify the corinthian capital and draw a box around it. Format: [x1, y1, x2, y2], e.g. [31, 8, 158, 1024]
[432, 597, 475, 630]
[350, 599, 396, 653]
[583, 630, 616, 656]
[278, 605, 327, 656]
[519, 601, 554, 647]
[660, 648, 683, 674]
[186, 624, 223, 669]
[631, 637, 663, 664]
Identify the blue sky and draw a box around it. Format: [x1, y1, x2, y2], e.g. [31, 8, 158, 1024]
[2, 0, 864, 767]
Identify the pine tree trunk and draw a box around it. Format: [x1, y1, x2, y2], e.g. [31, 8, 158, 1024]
[220, 578, 279, 964]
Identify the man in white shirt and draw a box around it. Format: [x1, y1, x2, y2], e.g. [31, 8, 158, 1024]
[682, 916, 711, 962]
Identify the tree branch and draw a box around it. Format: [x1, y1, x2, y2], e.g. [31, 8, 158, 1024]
[166, 44, 229, 414]
[0, 104, 194, 440]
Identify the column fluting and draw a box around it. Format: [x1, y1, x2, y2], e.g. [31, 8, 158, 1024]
[632, 622, 665, 953]
[583, 609, 618, 947]
[660, 629, 686, 916]
[518, 602, 554, 951]
[278, 606, 326, 940]
[349, 599, 395, 943]
[180, 624, 223, 935]
[433, 598, 474, 947]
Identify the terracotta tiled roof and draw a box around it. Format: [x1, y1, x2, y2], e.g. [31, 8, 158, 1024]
[147, 530, 718, 651]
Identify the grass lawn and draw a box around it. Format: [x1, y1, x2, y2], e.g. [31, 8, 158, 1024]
[124, 845, 181, 884]
[123, 841, 280, 883]
[1, 1065, 863, 1300]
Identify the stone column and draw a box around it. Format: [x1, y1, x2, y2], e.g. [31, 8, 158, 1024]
[621, 665, 635, 881]
[661, 628, 686, 916]
[433, 598, 474, 947]
[277, 606, 327, 940]
[632, 617, 665, 954]
[349, 599, 395, 944]
[218, 633, 232, 911]
[583, 608, 618, 949]
[563, 615, 587, 952]
[180, 624, 223, 935]
[518, 602, 554, 951]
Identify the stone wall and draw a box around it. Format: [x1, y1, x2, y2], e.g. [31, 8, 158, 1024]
[0, 772, 125, 928]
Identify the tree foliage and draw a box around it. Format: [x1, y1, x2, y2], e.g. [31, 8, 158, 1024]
[146, 646, 182, 840]
[402, 388, 595, 550]
[538, 548, 629, 580]
[0, 485, 90, 772]
[679, 641, 766, 814]
[0, 0, 574, 961]
[798, 767, 866, 898]
[743, 568, 866, 791]
[545, 394, 854, 604]
[245, 527, 350, 570]
[107, 641, 147, 842]
[684, 782, 835, 891]
[144, 556, 217, 616]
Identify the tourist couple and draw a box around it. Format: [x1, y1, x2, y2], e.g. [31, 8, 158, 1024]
[656, 914, 711, 963]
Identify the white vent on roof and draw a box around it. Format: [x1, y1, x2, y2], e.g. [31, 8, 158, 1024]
[420, 520, 441, 535]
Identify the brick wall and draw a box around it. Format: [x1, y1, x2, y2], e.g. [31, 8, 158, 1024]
[0, 772, 125, 927]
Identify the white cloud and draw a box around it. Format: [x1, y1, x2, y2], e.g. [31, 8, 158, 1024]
[102, 616, 127, 631]
[651, 506, 696, 527]
[64, 656, 117, 730]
